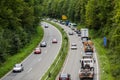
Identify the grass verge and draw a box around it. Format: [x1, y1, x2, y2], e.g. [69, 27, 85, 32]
[77, 26, 113, 80]
[41, 21, 69, 80]
[93, 38, 113, 80]
[0, 26, 44, 78]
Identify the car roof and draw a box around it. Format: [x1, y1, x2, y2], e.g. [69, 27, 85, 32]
[81, 58, 93, 61]
[42, 41, 46, 43]
[71, 43, 77, 45]
[15, 63, 22, 66]
[53, 38, 57, 40]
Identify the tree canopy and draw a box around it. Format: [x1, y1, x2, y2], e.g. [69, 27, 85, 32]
[40, 0, 120, 79]
[0, 0, 43, 63]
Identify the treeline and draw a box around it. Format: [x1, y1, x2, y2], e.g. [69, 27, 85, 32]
[41, 0, 120, 79]
[0, 0, 43, 64]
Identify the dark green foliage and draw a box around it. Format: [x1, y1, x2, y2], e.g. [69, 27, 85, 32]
[0, 0, 42, 64]
[41, 0, 120, 79]
[0, 0, 120, 79]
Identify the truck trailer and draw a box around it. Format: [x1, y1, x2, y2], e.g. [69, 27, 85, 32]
[81, 28, 89, 43]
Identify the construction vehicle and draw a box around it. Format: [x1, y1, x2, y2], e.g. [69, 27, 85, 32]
[79, 66, 94, 80]
[79, 58, 95, 80]
[83, 40, 94, 52]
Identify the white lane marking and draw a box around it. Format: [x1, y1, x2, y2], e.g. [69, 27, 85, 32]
[94, 49, 99, 80]
[27, 68, 32, 73]
[38, 58, 41, 62]
[1, 22, 49, 80]
[45, 50, 47, 53]
[48, 45, 50, 47]
[62, 51, 70, 73]
[39, 22, 62, 80]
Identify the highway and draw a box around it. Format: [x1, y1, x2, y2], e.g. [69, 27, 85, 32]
[55, 22, 99, 80]
[1, 22, 62, 80]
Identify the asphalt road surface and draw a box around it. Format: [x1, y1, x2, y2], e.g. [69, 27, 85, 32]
[1, 22, 62, 80]
[55, 22, 99, 80]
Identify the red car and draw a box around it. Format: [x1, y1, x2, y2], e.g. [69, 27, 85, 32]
[52, 38, 58, 43]
[34, 48, 41, 54]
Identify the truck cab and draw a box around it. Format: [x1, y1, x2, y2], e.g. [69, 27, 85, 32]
[80, 58, 94, 69]
[79, 58, 95, 79]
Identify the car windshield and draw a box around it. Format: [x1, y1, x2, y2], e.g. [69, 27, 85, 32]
[84, 60, 92, 63]
[36, 48, 40, 50]
[71, 43, 76, 46]
[53, 39, 56, 41]
[42, 42, 45, 44]
[15, 64, 21, 67]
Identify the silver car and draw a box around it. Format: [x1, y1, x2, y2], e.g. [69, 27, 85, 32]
[59, 73, 71, 80]
[13, 63, 23, 72]
[71, 43, 77, 50]
[44, 24, 49, 28]
[40, 41, 47, 47]
[68, 31, 74, 35]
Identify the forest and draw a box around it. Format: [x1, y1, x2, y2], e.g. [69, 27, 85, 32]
[0, 0, 120, 79]
[0, 0, 43, 63]
[41, 0, 120, 79]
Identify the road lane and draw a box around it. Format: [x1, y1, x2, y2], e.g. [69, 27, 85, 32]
[59, 24, 82, 80]
[55, 22, 99, 80]
[1, 22, 62, 80]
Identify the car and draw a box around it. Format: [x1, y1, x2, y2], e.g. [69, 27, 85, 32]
[34, 47, 41, 54]
[13, 63, 23, 72]
[60, 21, 65, 25]
[53, 19, 58, 22]
[40, 41, 47, 47]
[75, 30, 81, 36]
[68, 31, 74, 35]
[59, 73, 71, 80]
[52, 38, 57, 43]
[44, 24, 49, 28]
[71, 43, 77, 49]
[78, 33, 81, 37]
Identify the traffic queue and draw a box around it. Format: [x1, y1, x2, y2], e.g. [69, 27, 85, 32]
[79, 28, 95, 80]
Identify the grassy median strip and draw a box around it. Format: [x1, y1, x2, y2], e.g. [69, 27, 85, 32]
[41, 21, 69, 80]
[0, 26, 44, 78]
[93, 38, 113, 80]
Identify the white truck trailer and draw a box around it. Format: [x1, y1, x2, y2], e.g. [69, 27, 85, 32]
[81, 28, 89, 43]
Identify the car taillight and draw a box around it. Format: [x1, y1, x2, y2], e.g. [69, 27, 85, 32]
[59, 77, 61, 80]
[67, 78, 69, 80]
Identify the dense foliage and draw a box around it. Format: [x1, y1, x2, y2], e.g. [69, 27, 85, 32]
[0, 0, 43, 64]
[0, 0, 120, 79]
[41, 0, 120, 79]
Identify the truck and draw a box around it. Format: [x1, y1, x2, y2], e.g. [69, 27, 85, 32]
[79, 67, 94, 80]
[79, 58, 95, 80]
[81, 28, 89, 43]
[83, 40, 94, 53]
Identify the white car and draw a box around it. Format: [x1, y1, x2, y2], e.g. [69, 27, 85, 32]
[13, 63, 23, 72]
[71, 43, 77, 50]
[59, 73, 71, 80]
[68, 31, 74, 35]
[44, 24, 49, 28]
